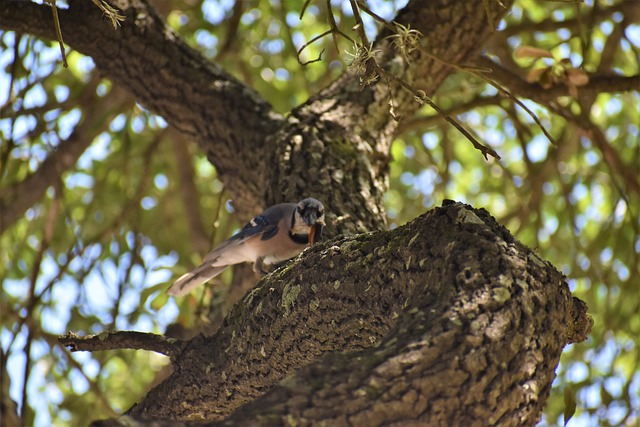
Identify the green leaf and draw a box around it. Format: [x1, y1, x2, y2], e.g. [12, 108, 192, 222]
[563, 387, 577, 426]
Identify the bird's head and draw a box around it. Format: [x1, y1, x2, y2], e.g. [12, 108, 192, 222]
[291, 198, 325, 244]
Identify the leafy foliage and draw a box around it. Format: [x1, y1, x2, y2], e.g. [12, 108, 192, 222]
[1, 0, 638, 426]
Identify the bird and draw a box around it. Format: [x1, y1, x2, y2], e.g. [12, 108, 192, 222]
[167, 198, 326, 296]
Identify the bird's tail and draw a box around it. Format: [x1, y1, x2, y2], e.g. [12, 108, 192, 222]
[166, 263, 228, 296]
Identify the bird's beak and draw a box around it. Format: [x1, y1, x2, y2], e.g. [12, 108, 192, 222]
[308, 223, 324, 245]
[309, 227, 316, 245]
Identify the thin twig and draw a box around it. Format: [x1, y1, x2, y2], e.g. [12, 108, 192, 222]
[297, 29, 332, 65]
[44, 0, 68, 67]
[59, 331, 188, 359]
[348, 0, 370, 47]
[377, 66, 500, 160]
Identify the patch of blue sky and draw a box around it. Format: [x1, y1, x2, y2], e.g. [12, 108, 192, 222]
[96, 80, 109, 96]
[69, 367, 90, 394]
[567, 360, 589, 383]
[584, 149, 599, 166]
[613, 199, 626, 225]
[241, 6, 262, 26]
[520, 99, 549, 124]
[585, 190, 605, 221]
[599, 20, 614, 36]
[3, 276, 29, 299]
[421, 132, 438, 150]
[604, 96, 622, 116]
[154, 173, 169, 190]
[74, 55, 96, 80]
[149, 115, 168, 129]
[44, 108, 62, 124]
[58, 107, 82, 139]
[506, 35, 521, 50]
[131, 115, 146, 134]
[626, 24, 640, 46]
[483, 129, 505, 147]
[508, 144, 524, 163]
[574, 213, 587, 233]
[543, 215, 559, 234]
[4, 331, 27, 412]
[599, 247, 613, 264]
[275, 68, 290, 81]
[606, 401, 632, 425]
[414, 168, 439, 196]
[404, 144, 414, 158]
[557, 28, 570, 40]
[110, 113, 127, 133]
[449, 160, 462, 176]
[202, 0, 234, 25]
[525, 133, 549, 162]
[77, 132, 111, 170]
[576, 252, 591, 271]
[461, 110, 482, 127]
[260, 39, 285, 54]
[6, 114, 36, 143]
[141, 196, 158, 210]
[292, 31, 306, 50]
[195, 29, 218, 54]
[286, 11, 300, 28]
[580, 381, 603, 410]
[612, 259, 630, 281]
[82, 268, 117, 316]
[28, 366, 56, 427]
[400, 171, 413, 186]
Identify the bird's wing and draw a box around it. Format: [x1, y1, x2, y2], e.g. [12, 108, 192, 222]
[167, 204, 296, 296]
[201, 219, 278, 265]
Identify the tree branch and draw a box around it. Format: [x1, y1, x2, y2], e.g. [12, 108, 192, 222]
[0, 0, 283, 218]
[266, 0, 515, 234]
[121, 202, 590, 423]
[59, 331, 188, 359]
[475, 56, 639, 103]
[0, 82, 131, 234]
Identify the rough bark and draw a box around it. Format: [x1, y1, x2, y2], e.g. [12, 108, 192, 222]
[0, 0, 594, 425]
[0, 0, 512, 227]
[118, 202, 590, 425]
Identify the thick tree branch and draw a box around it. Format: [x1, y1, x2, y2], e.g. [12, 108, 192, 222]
[0, 0, 283, 218]
[121, 202, 590, 423]
[0, 0, 515, 232]
[59, 331, 188, 359]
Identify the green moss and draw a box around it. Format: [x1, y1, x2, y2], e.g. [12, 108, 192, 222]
[282, 283, 301, 316]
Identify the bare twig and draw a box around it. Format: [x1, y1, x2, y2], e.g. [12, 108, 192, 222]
[377, 66, 501, 160]
[59, 331, 188, 359]
[348, 0, 370, 47]
[43, 0, 67, 67]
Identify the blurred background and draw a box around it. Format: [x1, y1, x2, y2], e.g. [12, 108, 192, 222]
[1, 0, 638, 425]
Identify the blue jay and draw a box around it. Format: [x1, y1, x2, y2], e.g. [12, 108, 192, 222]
[167, 198, 325, 296]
